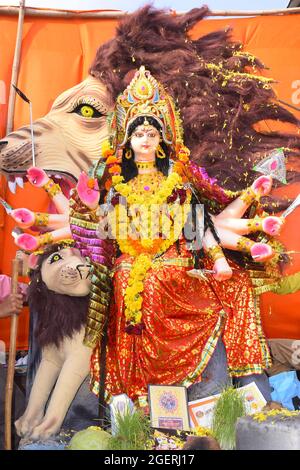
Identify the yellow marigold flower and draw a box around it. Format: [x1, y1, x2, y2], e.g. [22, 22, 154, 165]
[101, 140, 114, 158]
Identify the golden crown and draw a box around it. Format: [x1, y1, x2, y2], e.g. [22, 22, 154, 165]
[109, 66, 184, 152]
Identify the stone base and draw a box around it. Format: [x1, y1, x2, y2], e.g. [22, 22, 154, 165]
[236, 414, 300, 450]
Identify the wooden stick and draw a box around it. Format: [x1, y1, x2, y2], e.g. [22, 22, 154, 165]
[4, 258, 22, 451]
[278, 99, 300, 112]
[0, 6, 299, 19]
[6, 0, 26, 135]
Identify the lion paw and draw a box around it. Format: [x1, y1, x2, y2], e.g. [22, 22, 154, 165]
[15, 412, 44, 438]
[29, 416, 61, 441]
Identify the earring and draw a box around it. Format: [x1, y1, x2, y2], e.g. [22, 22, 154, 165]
[156, 144, 166, 159]
[125, 148, 132, 160]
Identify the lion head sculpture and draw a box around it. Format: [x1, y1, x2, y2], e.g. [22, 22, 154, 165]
[28, 244, 91, 348]
[1, 5, 299, 193]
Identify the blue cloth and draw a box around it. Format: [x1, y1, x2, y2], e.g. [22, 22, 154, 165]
[269, 371, 300, 410]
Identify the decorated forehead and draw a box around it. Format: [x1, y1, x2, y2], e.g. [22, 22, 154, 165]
[112, 66, 183, 148]
[131, 121, 161, 135]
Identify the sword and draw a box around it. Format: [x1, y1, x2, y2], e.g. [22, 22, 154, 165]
[281, 193, 300, 219]
[0, 197, 13, 214]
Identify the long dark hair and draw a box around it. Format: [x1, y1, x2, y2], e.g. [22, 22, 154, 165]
[121, 116, 170, 182]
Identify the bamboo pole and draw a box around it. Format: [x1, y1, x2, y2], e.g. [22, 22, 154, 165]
[278, 99, 300, 112]
[6, 0, 26, 135]
[0, 6, 299, 19]
[4, 258, 22, 451]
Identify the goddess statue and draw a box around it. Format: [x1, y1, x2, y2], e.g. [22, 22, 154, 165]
[78, 66, 281, 404]
[10, 67, 283, 407]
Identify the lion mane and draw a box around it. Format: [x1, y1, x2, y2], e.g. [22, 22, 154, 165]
[90, 5, 300, 193]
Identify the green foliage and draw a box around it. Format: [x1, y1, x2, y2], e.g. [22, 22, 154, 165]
[211, 387, 246, 450]
[108, 408, 153, 450]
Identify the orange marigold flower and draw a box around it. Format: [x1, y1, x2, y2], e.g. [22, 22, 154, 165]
[87, 178, 96, 189]
[106, 155, 118, 165]
[105, 179, 112, 191]
[108, 164, 121, 174]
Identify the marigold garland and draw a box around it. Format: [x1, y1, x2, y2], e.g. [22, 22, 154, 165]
[104, 139, 192, 333]
[108, 166, 191, 333]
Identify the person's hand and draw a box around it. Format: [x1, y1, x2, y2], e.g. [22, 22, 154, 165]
[0, 293, 23, 318]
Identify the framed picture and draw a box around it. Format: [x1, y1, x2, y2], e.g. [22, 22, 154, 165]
[188, 381, 267, 429]
[148, 385, 190, 431]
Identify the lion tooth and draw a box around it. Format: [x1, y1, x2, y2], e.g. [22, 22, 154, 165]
[55, 174, 62, 179]
[16, 176, 24, 188]
[8, 178, 17, 194]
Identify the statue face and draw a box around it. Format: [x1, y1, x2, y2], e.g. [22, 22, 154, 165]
[130, 125, 160, 161]
[41, 247, 92, 296]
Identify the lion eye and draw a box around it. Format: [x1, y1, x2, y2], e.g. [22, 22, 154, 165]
[72, 104, 103, 118]
[49, 253, 63, 264]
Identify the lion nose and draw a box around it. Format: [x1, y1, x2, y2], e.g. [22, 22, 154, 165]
[76, 264, 92, 279]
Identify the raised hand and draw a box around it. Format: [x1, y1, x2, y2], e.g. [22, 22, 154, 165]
[27, 167, 49, 187]
[76, 172, 99, 210]
[252, 175, 273, 197]
[11, 208, 35, 229]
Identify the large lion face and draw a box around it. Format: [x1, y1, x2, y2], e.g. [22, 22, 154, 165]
[0, 76, 113, 186]
[41, 247, 91, 297]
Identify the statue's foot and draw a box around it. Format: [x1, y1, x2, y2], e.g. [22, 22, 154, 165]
[250, 242, 274, 262]
[262, 216, 284, 236]
[15, 233, 39, 251]
[213, 258, 233, 281]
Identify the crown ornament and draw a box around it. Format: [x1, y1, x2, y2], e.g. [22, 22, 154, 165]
[108, 66, 185, 154]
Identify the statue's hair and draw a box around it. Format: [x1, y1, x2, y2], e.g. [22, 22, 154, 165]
[90, 5, 300, 193]
[27, 244, 88, 348]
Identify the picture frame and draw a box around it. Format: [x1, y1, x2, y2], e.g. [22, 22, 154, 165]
[148, 384, 190, 431]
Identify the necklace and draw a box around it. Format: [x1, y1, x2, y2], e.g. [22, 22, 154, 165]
[135, 160, 156, 171]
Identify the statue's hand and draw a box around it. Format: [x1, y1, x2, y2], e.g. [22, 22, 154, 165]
[252, 175, 273, 197]
[11, 208, 35, 229]
[27, 167, 49, 187]
[76, 172, 99, 210]
[213, 258, 233, 281]
[262, 216, 284, 236]
[250, 242, 274, 262]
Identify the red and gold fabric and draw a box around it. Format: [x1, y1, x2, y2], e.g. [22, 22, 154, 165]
[91, 241, 271, 402]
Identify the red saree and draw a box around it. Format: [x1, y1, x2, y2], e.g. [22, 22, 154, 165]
[91, 241, 271, 402]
